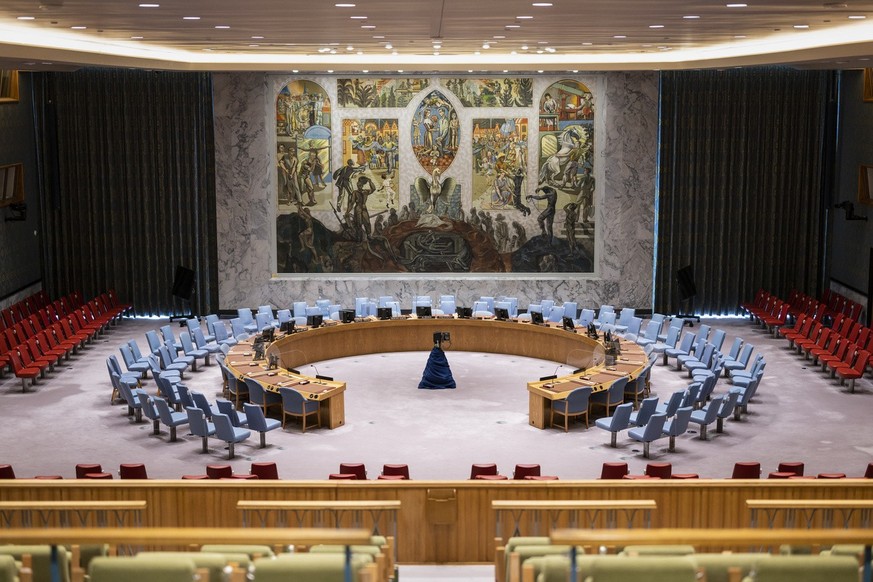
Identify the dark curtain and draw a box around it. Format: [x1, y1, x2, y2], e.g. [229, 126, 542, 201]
[34, 68, 217, 316]
[656, 67, 835, 316]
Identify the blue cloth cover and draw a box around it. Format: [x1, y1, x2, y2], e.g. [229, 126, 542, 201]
[418, 347, 456, 389]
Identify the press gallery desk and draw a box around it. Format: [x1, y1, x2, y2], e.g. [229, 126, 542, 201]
[226, 317, 647, 430]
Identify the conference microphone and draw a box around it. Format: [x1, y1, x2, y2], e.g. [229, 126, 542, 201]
[311, 364, 334, 382]
[539, 364, 563, 382]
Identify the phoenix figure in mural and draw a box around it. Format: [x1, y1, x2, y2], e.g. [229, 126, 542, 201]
[413, 169, 458, 215]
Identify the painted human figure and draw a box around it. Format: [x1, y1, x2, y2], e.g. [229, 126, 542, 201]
[297, 156, 316, 206]
[277, 145, 292, 204]
[379, 172, 397, 207]
[575, 167, 595, 221]
[351, 175, 377, 238]
[563, 202, 579, 252]
[309, 150, 327, 188]
[332, 158, 364, 214]
[542, 92, 558, 114]
[448, 111, 459, 150]
[511, 167, 531, 216]
[527, 185, 558, 242]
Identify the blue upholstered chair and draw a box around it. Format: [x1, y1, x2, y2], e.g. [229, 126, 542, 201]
[709, 328, 726, 352]
[628, 412, 667, 458]
[612, 307, 636, 334]
[689, 394, 724, 440]
[676, 337, 706, 371]
[594, 401, 633, 447]
[237, 308, 258, 333]
[682, 342, 716, 376]
[730, 354, 765, 382]
[500, 297, 519, 317]
[217, 399, 247, 427]
[219, 360, 248, 408]
[657, 317, 685, 342]
[635, 320, 661, 348]
[153, 373, 182, 410]
[577, 308, 595, 328]
[229, 318, 251, 341]
[277, 309, 292, 327]
[255, 312, 274, 332]
[629, 396, 659, 427]
[204, 314, 221, 340]
[589, 377, 628, 417]
[717, 389, 743, 432]
[655, 389, 685, 418]
[562, 301, 578, 320]
[279, 387, 321, 433]
[119, 345, 150, 378]
[594, 310, 616, 332]
[662, 406, 693, 452]
[549, 386, 592, 431]
[147, 353, 182, 382]
[293, 301, 309, 319]
[111, 371, 142, 422]
[315, 299, 331, 317]
[175, 383, 194, 409]
[107, 354, 141, 385]
[664, 332, 696, 367]
[546, 305, 564, 323]
[186, 406, 215, 453]
[135, 389, 161, 436]
[186, 317, 215, 343]
[258, 305, 278, 326]
[244, 403, 281, 448]
[439, 296, 456, 314]
[649, 324, 680, 359]
[624, 362, 651, 407]
[191, 390, 221, 419]
[153, 396, 188, 442]
[244, 377, 282, 416]
[192, 327, 223, 358]
[213, 413, 251, 459]
[160, 325, 184, 355]
[211, 322, 238, 347]
[145, 330, 164, 355]
[621, 316, 643, 341]
[179, 331, 209, 370]
[160, 342, 194, 372]
[478, 296, 495, 312]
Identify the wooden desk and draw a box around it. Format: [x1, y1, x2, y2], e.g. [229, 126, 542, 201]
[0, 501, 146, 528]
[747, 499, 873, 529]
[550, 528, 873, 582]
[229, 317, 617, 430]
[526, 338, 648, 429]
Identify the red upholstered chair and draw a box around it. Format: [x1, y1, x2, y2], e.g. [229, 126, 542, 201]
[250, 462, 279, 480]
[231, 474, 259, 479]
[671, 473, 699, 479]
[329, 473, 356, 480]
[865, 463, 873, 478]
[777, 462, 804, 476]
[817, 473, 847, 479]
[0, 465, 15, 479]
[475, 475, 509, 480]
[75, 463, 102, 479]
[768, 472, 794, 479]
[338, 463, 367, 480]
[524, 475, 559, 480]
[84, 472, 113, 479]
[599, 462, 629, 479]
[731, 462, 761, 479]
[181, 474, 209, 480]
[206, 464, 234, 479]
[645, 463, 672, 479]
[381, 464, 410, 479]
[470, 464, 499, 479]
[513, 464, 541, 480]
[377, 475, 406, 480]
[119, 463, 148, 479]
[34, 475, 63, 479]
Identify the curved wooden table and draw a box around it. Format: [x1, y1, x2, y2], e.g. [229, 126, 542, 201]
[226, 316, 646, 430]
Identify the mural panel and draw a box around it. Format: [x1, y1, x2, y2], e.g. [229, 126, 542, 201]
[274, 76, 596, 276]
[277, 81, 331, 212]
[337, 78, 429, 108]
[411, 90, 459, 174]
[443, 78, 533, 107]
[471, 118, 529, 216]
[339, 118, 400, 215]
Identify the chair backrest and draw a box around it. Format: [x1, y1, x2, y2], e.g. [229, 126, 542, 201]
[153, 396, 177, 424]
[718, 389, 742, 419]
[700, 395, 724, 423]
[237, 308, 254, 325]
[565, 386, 593, 412]
[127, 339, 145, 361]
[135, 390, 159, 421]
[697, 323, 711, 340]
[680, 385, 700, 409]
[547, 305, 563, 323]
[669, 317, 685, 330]
[725, 337, 743, 360]
[277, 309, 292, 324]
[212, 413, 238, 441]
[618, 307, 635, 326]
[244, 377, 267, 405]
[243, 403, 268, 431]
[160, 325, 178, 348]
[107, 355, 123, 377]
[279, 386, 306, 410]
[625, 317, 643, 337]
[204, 314, 220, 335]
[676, 332, 696, 354]
[191, 391, 214, 418]
[119, 345, 137, 368]
[255, 312, 273, 331]
[710, 329, 726, 352]
[607, 377, 628, 404]
[186, 406, 211, 436]
[608, 402, 633, 430]
[540, 299, 555, 312]
[662, 390, 684, 417]
[185, 318, 199, 336]
[230, 318, 247, 338]
[145, 330, 162, 354]
[641, 413, 667, 440]
[478, 296, 495, 312]
[562, 302, 578, 319]
[599, 311, 616, 326]
[179, 331, 197, 354]
[578, 308, 595, 327]
[634, 397, 659, 426]
[665, 406, 693, 436]
[293, 301, 308, 318]
[176, 384, 194, 409]
[217, 399, 243, 426]
[736, 343, 754, 365]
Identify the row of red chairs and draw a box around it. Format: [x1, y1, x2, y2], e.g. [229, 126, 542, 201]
[821, 288, 864, 323]
[781, 311, 872, 393]
[741, 289, 825, 335]
[600, 461, 873, 480]
[0, 289, 52, 330]
[0, 290, 131, 391]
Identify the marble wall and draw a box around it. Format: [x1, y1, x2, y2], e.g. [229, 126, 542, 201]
[214, 72, 658, 311]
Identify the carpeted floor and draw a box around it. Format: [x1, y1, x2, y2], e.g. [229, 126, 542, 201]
[1, 315, 871, 481]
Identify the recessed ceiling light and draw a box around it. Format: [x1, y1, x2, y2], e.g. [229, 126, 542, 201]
[330, 49, 337, 54]
[493, 35, 505, 39]
[17, 16, 35, 20]
[251, 35, 264, 39]
[538, 41, 549, 44]
[474, 51, 481, 55]
[335, 2, 356, 6]
[183, 16, 200, 20]
[517, 15, 534, 19]
[649, 24, 664, 28]
[482, 43, 490, 48]
[385, 43, 393, 49]
[71, 25, 87, 29]
[734, 34, 746, 38]
[350, 15, 367, 19]
[511, 51, 517, 55]
[138, 3, 159, 7]
[726, 3, 747, 7]
[572, 69, 579, 73]
[392, 50, 398, 55]
[536, 49, 544, 53]
[215, 25, 230, 29]
[357, 50, 363, 55]
[545, 46, 556, 52]
[582, 42, 592, 45]
[613, 35, 626, 38]
[361, 24, 376, 28]
[537, 69, 544, 73]
[433, 51, 440, 55]
[505, 25, 521, 28]
[532, 2, 553, 6]
[793, 24, 809, 28]
[249, 44, 259, 47]
[362, 69, 369, 72]
[848, 14, 866, 19]
[327, 70, 334, 73]
[683, 15, 700, 19]
[521, 44, 529, 49]
[397, 69, 403, 73]
[346, 45, 354, 50]
[130, 36, 143, 39]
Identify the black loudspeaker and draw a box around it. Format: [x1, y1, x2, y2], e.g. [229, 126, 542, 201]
[676, 265, 697, 301]
[171, 266, 196, 301]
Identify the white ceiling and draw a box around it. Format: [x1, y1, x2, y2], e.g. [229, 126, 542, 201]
[1, 0, 873, 72]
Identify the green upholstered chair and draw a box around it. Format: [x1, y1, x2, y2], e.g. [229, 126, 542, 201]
[690, 553, 770, 582]
[501, 537, 551, 582]
[200, 544, 274, 559]
[507, 545, 575, 582]
[589, 556, 698, 582]
[536, 554, 617, 582]
[741, 555, 860, 582]
[254, 553, 373, 582]
[0, 555, 17, 582]
[0, 545, 70, 582]
[88, 556, 196, 582]
[134, 552, 234, 582]
[619, 544, 696, 556]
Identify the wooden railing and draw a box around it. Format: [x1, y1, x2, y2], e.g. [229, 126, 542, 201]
[0, 501, 146, 528]
[747, 499, 873, 529]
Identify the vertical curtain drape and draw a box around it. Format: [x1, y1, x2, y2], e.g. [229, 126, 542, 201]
[34, 68, 217, 316]
[656, 67, 835, 316]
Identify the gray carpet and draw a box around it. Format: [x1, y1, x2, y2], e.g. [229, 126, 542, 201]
[1, 316, 871, 480]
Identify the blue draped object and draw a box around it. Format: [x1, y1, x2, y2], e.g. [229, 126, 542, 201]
[418, 347, 456, 389]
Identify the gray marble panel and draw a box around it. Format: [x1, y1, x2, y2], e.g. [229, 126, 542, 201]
[214, 72, 658, 312]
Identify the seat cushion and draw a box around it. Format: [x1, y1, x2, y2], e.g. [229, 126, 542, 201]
[89, 556, 196, 582]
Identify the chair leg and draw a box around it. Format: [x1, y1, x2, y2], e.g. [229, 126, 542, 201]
[152, 420, 160, 435]
[643, 442, 650, 458]
[610, 432, 617, 447]
[170, 426, 177, 442]
[668, 435, 676, 452]
[716, 418, 724, 433]
[259, 432, 267, 448]
[227, 441, 235, 460]
[699, 425, 708, 441]
[201, 436, 209, 453]
[135, 409, 142, 423]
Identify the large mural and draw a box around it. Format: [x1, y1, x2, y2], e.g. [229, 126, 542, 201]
[275, 77, 596, 275]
